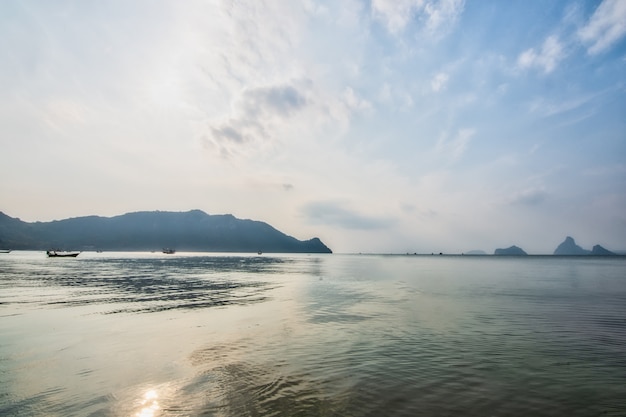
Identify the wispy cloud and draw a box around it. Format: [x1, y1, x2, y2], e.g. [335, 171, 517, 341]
[303, 201, 394, 230]
[371, 0, 464, 36]
[423, 0, 465, 35]
[528, 94, 595, 117]
[578, 0, 626, 55]
[371, 0, 425, 34]
[506, 186, 548, 206]
[431, 72, 449, 92]
[517, 35, 565, 73]
[203, 83, 308, 157]
[241, 85, 307, 118]
[342, 87, 373, 112]
[435, 128, 475, 161]
[582, 163, 626, 177]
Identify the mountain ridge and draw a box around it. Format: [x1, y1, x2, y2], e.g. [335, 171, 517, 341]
[0, 210, 332, 253]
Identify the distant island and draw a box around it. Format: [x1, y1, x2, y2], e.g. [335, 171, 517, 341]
[494, 245, 528, 256]
[465, 250, 487, 255]
[489, 237, 617, 256]
[554, 236, 616, 256]
[0, 210, 332, 253]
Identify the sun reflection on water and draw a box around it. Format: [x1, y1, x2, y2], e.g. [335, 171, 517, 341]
[136, 389, 159, 417]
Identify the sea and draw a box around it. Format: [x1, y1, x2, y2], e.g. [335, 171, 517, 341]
[1, 251, 625, 417]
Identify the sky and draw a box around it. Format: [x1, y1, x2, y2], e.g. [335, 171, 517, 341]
[1, 0, 625, 254]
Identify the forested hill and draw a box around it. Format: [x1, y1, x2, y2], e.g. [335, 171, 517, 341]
[0, 210, 332, 253]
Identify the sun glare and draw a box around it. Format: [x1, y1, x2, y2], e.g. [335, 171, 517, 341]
[136, 389, 160, 417]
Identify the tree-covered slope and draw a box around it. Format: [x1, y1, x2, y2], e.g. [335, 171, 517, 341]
[0, 210, 332, 253]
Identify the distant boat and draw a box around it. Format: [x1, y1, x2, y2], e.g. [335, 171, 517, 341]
[162, 248, 176, 254]
[257, 250, 262, 255]
[0, 249, 11, 253]
[46, 250, 80, 257]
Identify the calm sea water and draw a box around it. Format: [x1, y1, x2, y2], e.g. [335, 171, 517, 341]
[1, 251, 625, 416]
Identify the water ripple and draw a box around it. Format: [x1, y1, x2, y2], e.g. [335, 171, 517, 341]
[1, 253, 625, 416]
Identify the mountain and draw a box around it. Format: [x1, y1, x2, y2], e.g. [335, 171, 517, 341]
[590, 245, 616, 256]
[465, 250, 487, 255]
[0, 210, 332, 253]
[494, 245, 527, 256]
[554, 236, 590, 255]
[553, 237, 616, 256]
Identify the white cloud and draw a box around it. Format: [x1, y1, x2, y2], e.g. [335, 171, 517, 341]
[376, 82, 415, 109]
[507, 186, 548, 206]
[579, 0, 626, 55]
[517, 35, 565, 73]
[371, 0, 425, 34]
[431, 72, 449, 92]
[435, 128, 475, 161]
[302, 0, 330, 17]
[342, 87, 373, 112]
[371, 0, 464, 36]
[424, 0, 465, 35]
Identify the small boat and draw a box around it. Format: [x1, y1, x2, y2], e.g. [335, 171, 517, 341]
[0, 249, 11, 253]
[47, 250, 80, 257]
[162, 248, 176, 254]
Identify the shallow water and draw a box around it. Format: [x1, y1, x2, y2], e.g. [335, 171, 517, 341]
[1, 252, 625, 416]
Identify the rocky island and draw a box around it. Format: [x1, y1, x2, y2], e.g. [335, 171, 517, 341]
[554, 236, 615, 256]
[494, 245, 528, 256]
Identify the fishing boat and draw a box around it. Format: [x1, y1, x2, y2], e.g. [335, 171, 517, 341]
[162, 248, 176, 254]
[46, 250, 80, 257]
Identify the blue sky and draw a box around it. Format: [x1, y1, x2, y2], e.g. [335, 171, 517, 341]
[1, 0, 625, 254]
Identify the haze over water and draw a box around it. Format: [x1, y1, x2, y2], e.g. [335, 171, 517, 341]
[1, 251, 625, 416]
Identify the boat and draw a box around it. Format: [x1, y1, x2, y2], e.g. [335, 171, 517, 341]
[0, 249, 11, 253]
[162, 248, 176, 254]
[46, 250, 80, 257]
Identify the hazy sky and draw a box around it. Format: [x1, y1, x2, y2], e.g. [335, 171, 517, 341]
[1, 0, 625, 254]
